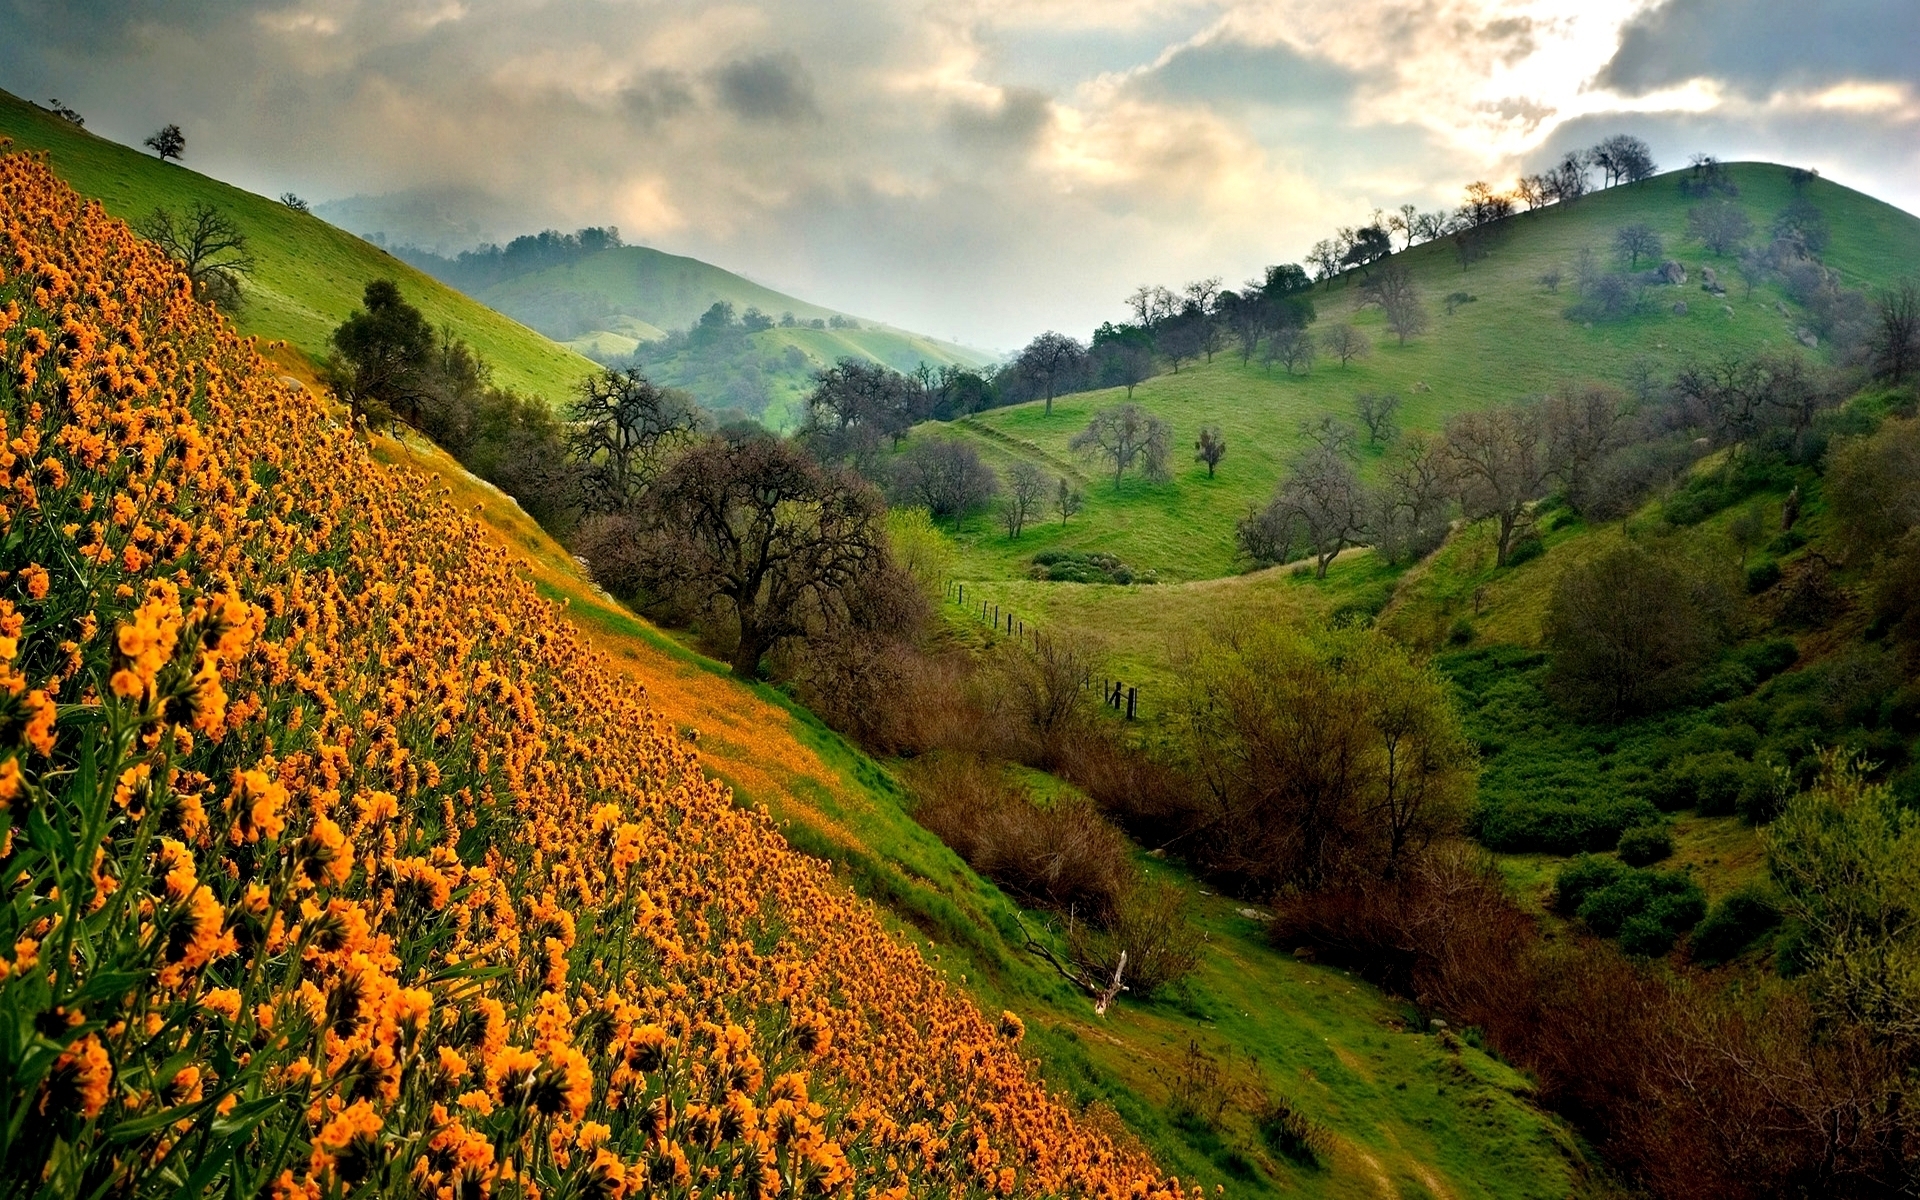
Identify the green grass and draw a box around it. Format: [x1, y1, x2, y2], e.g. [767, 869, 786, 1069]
[920, 162, 1920, 587]
[0, 89, 596, 399]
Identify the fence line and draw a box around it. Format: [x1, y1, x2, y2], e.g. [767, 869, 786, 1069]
[942, 580, 1143, 720]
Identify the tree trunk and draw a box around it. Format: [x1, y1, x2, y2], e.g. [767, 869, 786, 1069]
[731, 618, 771, 678]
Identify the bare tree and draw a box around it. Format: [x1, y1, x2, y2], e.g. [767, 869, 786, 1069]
[1016, 331, 1087, 416]
[1614, 223, 1663, 269]
[1301, 415, 1361, 461]
[1362, 261, 1428, 345]
[144, 123, 185, 162]
[1544, 151, 1590, 203]
[566, 367, 702, 513]
[1870, 279, 1920, 385]
[1321, 323, 1371, 367]
[1001, 461, 1049, 538]
[1355, 392, 1401, 445]
[280, 192, 310, 213]
[1264, 445, 1371, 578]
[1687, 200, 1753, 256]
[1442, 403, 1550, 567]
[1544, 384, 1632, 512]
[1055, 477, 1083, 524]
[634, 436, 887, 677]
[1195, 426, 1227, 477]
[889, 438, 999, 519]
[1374, 433, 1453, 563]
[137, 203, 254, 309]
[1265, 324, 1315, 375]
[1070, 403, 1170, 488]
[1589, 134, 1657, 188]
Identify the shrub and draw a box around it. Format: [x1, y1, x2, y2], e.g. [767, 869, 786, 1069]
[1472, 796, 1662, 854]
[1575, 868, 1706, 954]
[1617, 823, 1675, 866]
[1745, 560, 1782, 593]
[1030, 550, 1138, 584]
[1555, 854, 1628, 913]
[1690, 886, 1783, 965]
[1067, 876, 1202, 997]
[1735, 637, 1798, 681]
[1258, 1097, 1331, 1168]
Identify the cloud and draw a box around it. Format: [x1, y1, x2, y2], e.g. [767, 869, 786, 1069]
[713, 53, 818, 123]
[1, 0, 1914, 349]
[1600, 0, 1920, 98]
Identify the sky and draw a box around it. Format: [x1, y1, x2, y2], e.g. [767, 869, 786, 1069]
[4, 0, 1916, 351]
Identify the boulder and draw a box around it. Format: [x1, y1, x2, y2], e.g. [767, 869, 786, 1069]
[1722, 304, 1736, 319]
[1659, 259, 1688, 285]
[1796, 327, 1820, 349]
[1672, 301, 1689, 316]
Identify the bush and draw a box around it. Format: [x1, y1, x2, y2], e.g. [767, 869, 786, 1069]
[1554, 854, 1627, 913]
[1617, 823, 1675, 866]
[1575, 868, 1706, 954]
[1745, 560, 1782, 593]
[1473, 796, 1662, 854]
[1258, 1097, 1330, 1168]
[1030, 550, 1140, 584]
[1735, 637, 1798, 681]
[1503, 534, 1546, 567]
[1690, 886, 1783, 965]
[1735, 764, 1791, 825]
[1067, 876, 1202, 997]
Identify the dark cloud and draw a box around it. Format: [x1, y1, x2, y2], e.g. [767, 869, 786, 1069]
[1600, 0, 1920, 97]
[622, 70, 696, 126]
[713, 53, 817, 123]
[947, 87, 1052, 153]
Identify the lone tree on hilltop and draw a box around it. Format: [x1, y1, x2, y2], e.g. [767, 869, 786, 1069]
[1195, 426, 1226, 477]
[137, 202, 253, 310]
[144, 123, 185, 162]
[635, 436, 887, 678]
[566, 367, 702, 513]
[1071, 402, 1170, 488]
[1016, 331, 1086, 416]
[1589, 134, 1657, 188]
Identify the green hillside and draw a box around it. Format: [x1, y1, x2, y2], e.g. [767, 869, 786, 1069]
[0, 89, 596, 398]
[927, 163, 1920, 585]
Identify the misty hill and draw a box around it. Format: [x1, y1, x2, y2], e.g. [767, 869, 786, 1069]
[396, 233, 992, 427]
[0, 88, 596, 399]
[930, 161, 1920, 586]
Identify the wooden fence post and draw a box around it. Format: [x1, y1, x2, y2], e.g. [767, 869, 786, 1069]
[1126, 687, 1137, 720]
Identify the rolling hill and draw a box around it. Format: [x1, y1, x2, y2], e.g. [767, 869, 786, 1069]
[0, 88, 596, 399]
[926, 162, 1920, 586]
[390, 237, 993, 428]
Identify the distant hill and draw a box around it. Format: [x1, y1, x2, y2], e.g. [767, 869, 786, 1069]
[393, 235, 993, 428]
[931, 161, 1920, 585]
[0, 89, 597, 401]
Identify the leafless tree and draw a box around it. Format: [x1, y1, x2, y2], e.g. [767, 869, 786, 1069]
[1544, 384, 1632, 511]
[1321, 323, 1371, 367]
[1442, 403, 1550, 567]
[889, 438, 999, 519]
[1071, 403, 1171, 488]
[137, 202, 254, 309]
[1016, 331, 1087, 416]
[1265, 444, 1372, 577]
[1055, 477, 1083, 524]
[1870, 279, 1920, 385]
[1614, 223, 1663, 269]
[1355, 392, 1401, 444]
[1001, 460, 1049, 538]
[144, 123, 185, 162]
[1265, 324, 1315, 375]
[1687, 200, 1753, 256]
[1362, 260, 1428, 345]
[566, 367, 702, 513]
[1375, 433, 1453, 564]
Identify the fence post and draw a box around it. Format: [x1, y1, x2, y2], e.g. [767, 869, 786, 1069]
[1127, 687, 1137, 720]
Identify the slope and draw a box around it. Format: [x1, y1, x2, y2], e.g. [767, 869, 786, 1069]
[0, 88, 596, 399]
[928, 162, 1920, 585]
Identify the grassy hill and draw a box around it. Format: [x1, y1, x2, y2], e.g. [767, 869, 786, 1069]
[926, 162, 1920, 586]
[0, 88, 596, 399]
[379, 429, 1605, 1199]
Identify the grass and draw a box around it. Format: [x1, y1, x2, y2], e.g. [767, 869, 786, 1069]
[0, 89, 596, 399]
[920, 162, 1920, 587]
[371, 428, 1605, 1198]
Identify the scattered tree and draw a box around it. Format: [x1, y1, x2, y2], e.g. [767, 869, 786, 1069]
[1374, 433, 1453, 563]
[327, 280, 436, 427]
[1091, 325, 1155, 397]
[1362, 261, 1428, 346]
[1544, 384, 1631, 513]
[1195, 426, 1227, 477]
[1355, 392, 1401, 445]
[144, 123, 186, 162]
[1589, 134, 1657, 188]
[801, 359, 922, 467]
[1265, 324, 1315, 375]
[1321, 323, 1371, 367]
[1017, 331, 1087, 415]
[1055, 477, 1083, 524]
[890, 439, 999, 520]
[1614, 223, 1663, 269]
[1869, 279, 1920, 385]
[136, 202, 254, 310]
[1261, 445, 1371, 578]
[566, 367, 702, 513]
[1001, 461, 1049, 539]
[44, 99, 83, 127]
[1442, 403, 1550, 566]
[279, 192, 310, 213]
[1070, 403, 1171, 488]
[635, 436, 887, 677]
[1687, 200, 1753, 256]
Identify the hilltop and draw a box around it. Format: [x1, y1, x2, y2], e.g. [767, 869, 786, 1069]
[0, 88, 595, 399]
[930, 162, 1920, 585]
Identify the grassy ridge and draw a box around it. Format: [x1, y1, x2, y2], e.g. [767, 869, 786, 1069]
[382, 432, 1602, 1198]
[931, 163, 1920, 586]
[0, 89, 596, 399]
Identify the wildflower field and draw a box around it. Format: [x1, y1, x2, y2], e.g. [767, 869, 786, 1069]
[0, 147, 1180, 1199]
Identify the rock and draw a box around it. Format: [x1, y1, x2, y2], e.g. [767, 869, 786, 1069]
[1410, 380, 1431, 393]
[1291, 946, 1317, 963]
[1796, 327, 1820, 349]
[1429, 1018, 1448, 1032]
[1776, 301, 1792, 318]
[1659, 259, 1687, 285]
[1237, 907, 1274, 922]
[1672, 301, 1688, 316]
[1723, 304, 1736, 319]
[1700, 265, 1719, 290]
